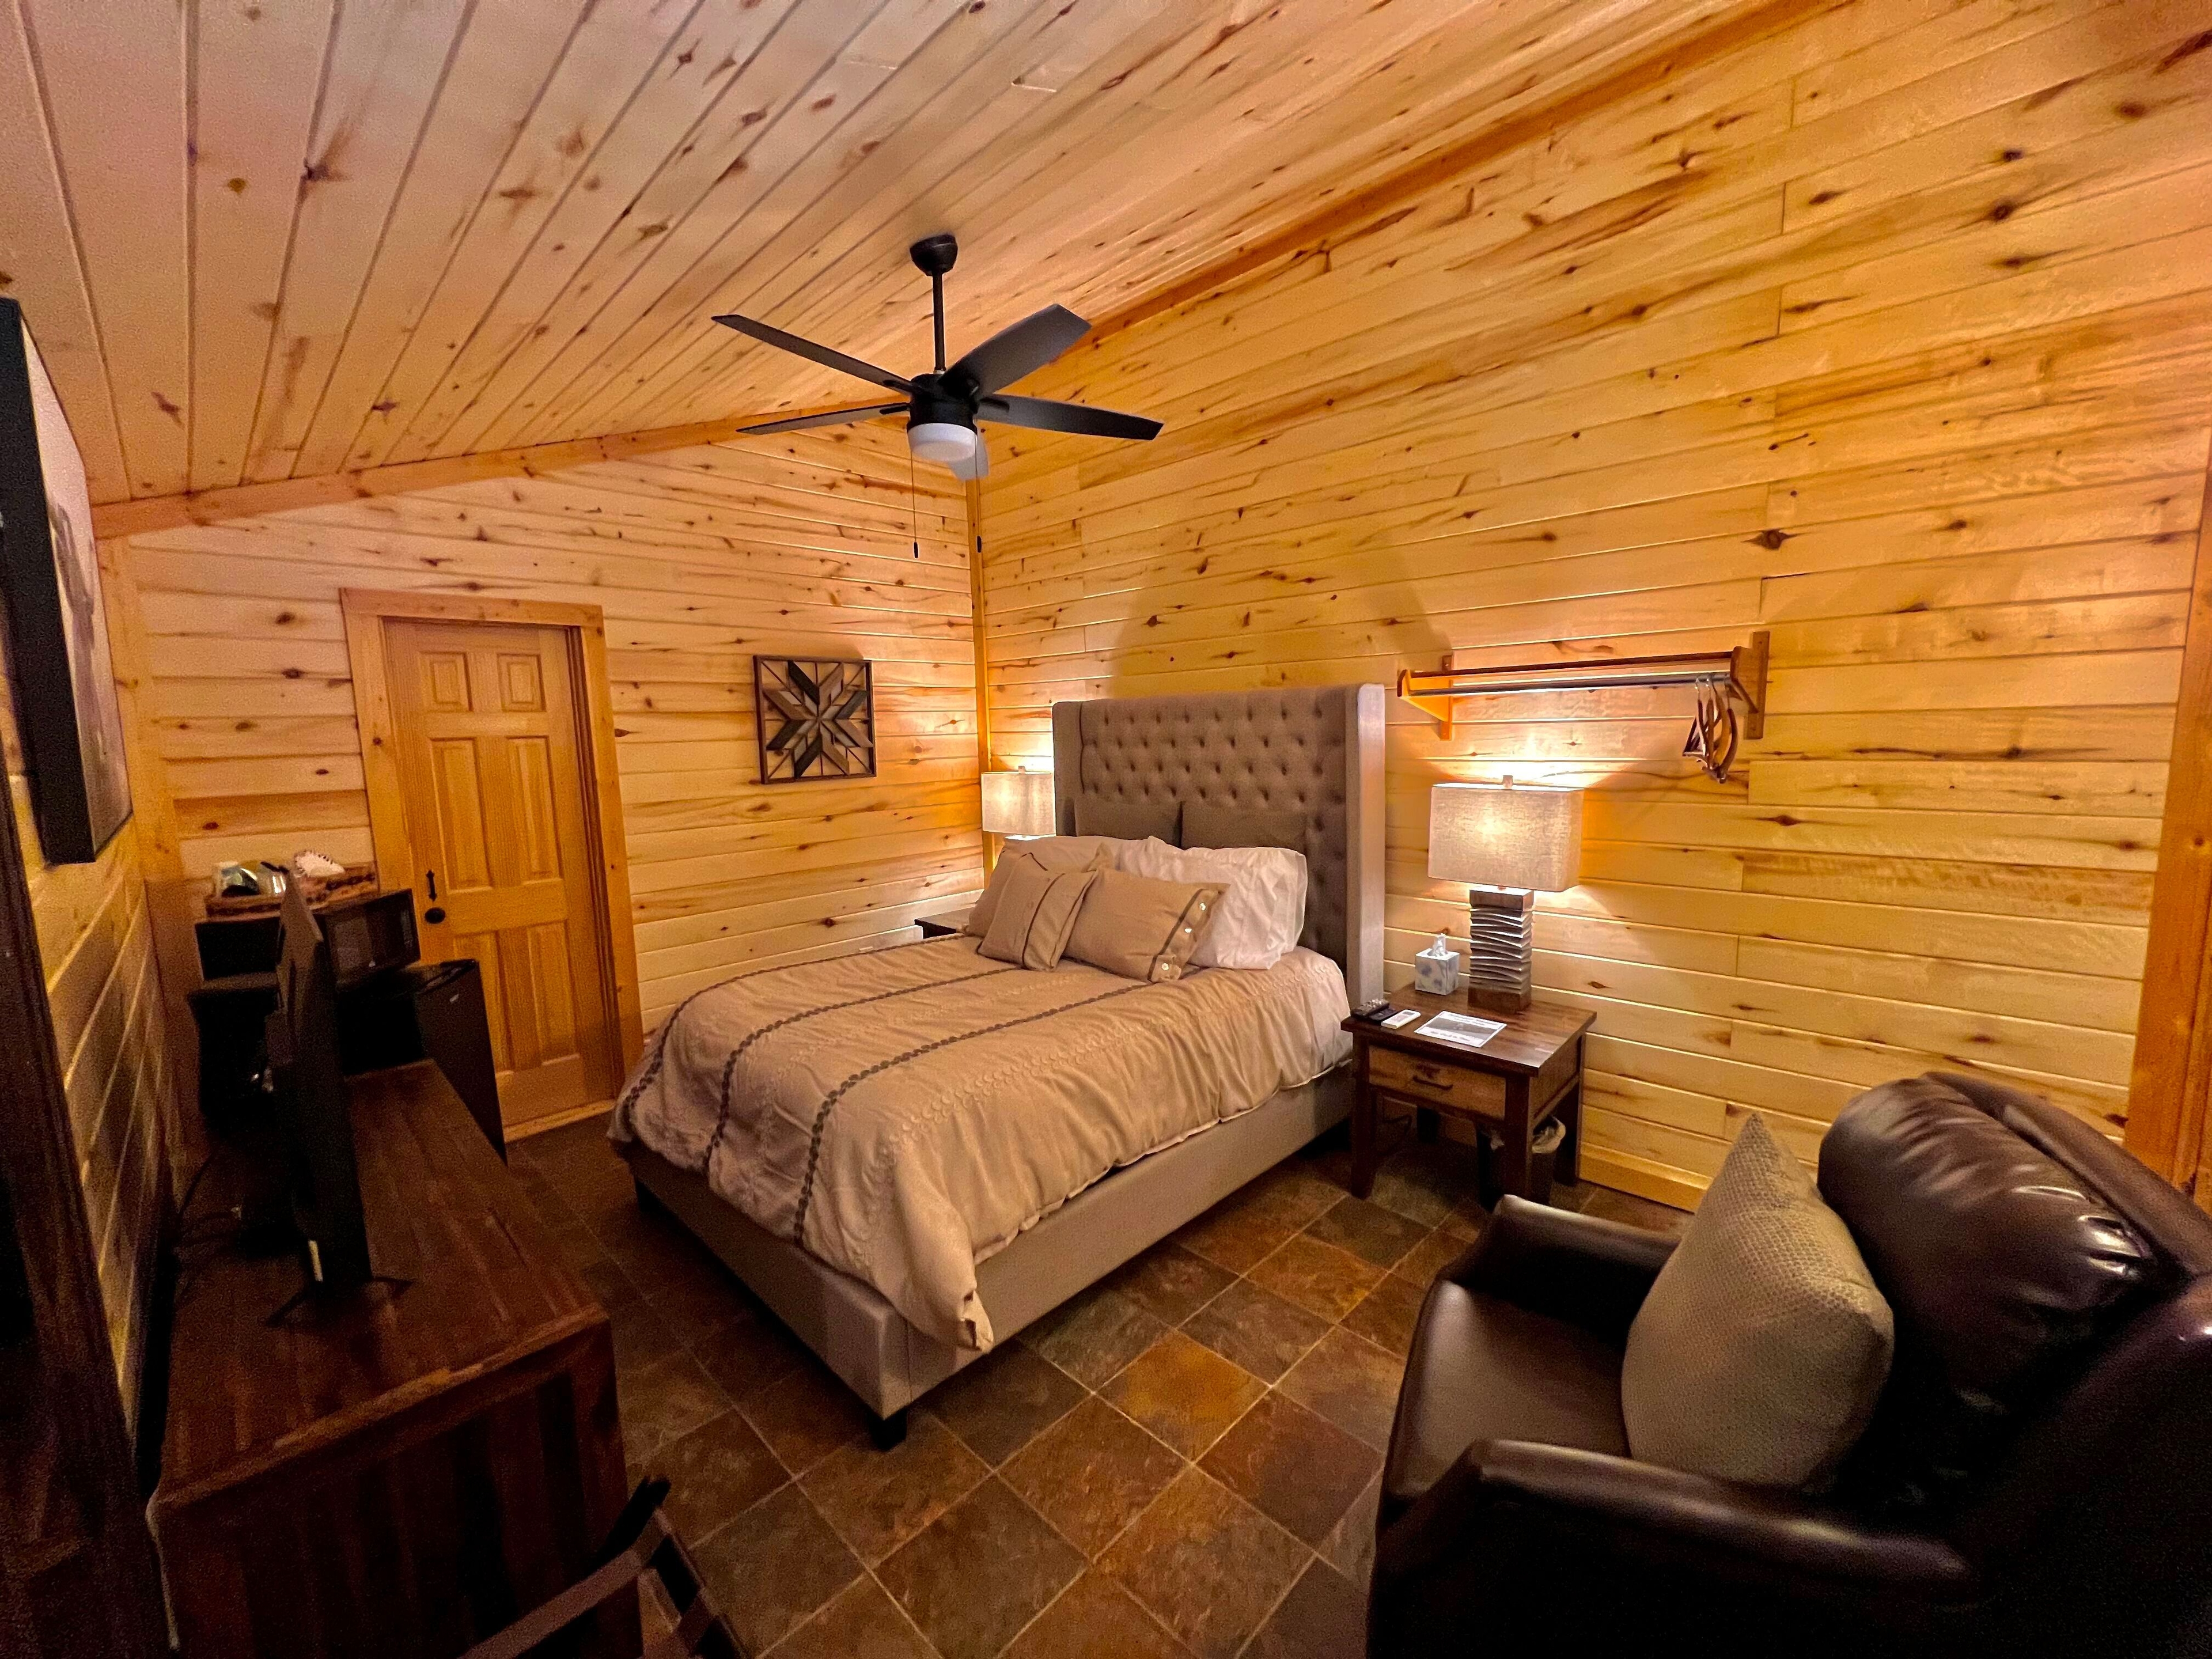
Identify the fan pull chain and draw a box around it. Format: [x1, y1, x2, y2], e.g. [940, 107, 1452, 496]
[908, 444, 921, 558]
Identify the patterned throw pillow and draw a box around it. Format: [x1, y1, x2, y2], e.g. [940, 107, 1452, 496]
[1621, 1113, 1894, 1488]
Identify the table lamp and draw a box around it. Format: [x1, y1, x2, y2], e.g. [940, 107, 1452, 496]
[980, 769, 1055, 839]
[1427, 779, 1583, 1012]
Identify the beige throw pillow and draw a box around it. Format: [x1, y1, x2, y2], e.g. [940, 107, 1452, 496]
[978, 862, 1098, 970]
[965, 840, 1111, 938]
[1063, 869, 1223, 982]
[1621, 1113, 1893, 1489]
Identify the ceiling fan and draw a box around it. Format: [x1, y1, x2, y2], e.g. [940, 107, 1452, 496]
[713, 232, 1162, 480]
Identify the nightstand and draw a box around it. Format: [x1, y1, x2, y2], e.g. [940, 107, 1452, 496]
[915, 907, 971, 940]
[1342, 990, 1594, 1205]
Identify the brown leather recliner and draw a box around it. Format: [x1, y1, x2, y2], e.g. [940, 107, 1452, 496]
[1369, 1073, 2212, 1659]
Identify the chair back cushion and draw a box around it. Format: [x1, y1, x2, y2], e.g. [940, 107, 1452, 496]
[1817, 1074, 2153, 1511]
[1622, 1113, 1894, 1487]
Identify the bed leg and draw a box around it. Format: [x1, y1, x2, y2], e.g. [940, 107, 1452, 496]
[870, 1408, 908, 1451]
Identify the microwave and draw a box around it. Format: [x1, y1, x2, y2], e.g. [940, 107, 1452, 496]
[196, 888, 421, 988]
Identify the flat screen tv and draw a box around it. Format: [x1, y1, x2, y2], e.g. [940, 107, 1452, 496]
[264, 878, 373, 1297]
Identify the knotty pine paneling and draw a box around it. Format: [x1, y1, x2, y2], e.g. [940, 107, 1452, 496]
[111, 423, 983, 1038]
[2, 613, 170, 1426]
[977, 0, 2212, 1209]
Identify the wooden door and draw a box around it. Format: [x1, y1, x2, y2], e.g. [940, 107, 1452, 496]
[383, 619, 618, 1134]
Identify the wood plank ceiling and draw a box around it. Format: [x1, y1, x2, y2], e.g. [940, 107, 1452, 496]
[0, 0, 1764, 509]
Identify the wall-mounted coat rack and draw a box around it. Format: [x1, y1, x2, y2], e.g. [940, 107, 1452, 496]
[1398, 631, 1768, 782]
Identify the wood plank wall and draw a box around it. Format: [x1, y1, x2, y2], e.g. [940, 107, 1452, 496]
[2, 616, 169, 1424]
[978, 0, 2212, 1207]
[108, 423, 983, 1037]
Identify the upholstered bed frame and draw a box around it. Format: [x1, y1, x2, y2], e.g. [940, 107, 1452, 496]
[620, 684, 1387, 1435]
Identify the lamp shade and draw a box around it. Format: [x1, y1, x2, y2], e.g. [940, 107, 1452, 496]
[980, 769, 1055, 837]
[1427, 781, 1582, 892]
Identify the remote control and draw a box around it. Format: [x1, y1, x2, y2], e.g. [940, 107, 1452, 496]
[1351, 995, 1393, 1021]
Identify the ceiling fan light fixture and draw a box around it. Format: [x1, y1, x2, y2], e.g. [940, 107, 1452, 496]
[908, 420, 976, 463]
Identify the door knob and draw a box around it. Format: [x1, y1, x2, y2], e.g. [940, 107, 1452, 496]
[424, 906, 446, 925]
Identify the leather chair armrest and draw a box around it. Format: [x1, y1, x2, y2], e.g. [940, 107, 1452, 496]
[1442, 1195, 1678, 1343]
[1381, 1441, 1975, 1597]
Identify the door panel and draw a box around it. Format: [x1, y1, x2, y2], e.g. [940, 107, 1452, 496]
[384, 619, 616, 1134]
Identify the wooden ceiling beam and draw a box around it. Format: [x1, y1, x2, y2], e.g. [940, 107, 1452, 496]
[87, 403, 878, 537]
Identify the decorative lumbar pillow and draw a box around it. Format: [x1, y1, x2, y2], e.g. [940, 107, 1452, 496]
[1622, 1113, 1894, 1489]
[1181, 801, 1307, 855]
[1063, 869, 1223, 982]
[965, 839, 1112, 938]
[1074, 793, 1180, 845]
[1121, 838, 1307, 970]
[978, 861, 1099, 970]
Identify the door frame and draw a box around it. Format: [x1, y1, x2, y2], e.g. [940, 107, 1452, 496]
[339, 590, 644, 1087]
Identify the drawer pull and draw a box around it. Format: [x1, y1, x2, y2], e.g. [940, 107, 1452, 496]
[1404, 1068, 1453, 1092]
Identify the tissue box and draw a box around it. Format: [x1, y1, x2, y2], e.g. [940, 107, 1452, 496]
[1414, 940, 1461, 995]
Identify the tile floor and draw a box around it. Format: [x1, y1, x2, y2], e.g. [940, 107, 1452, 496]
[510, 1116, 1687, 1659]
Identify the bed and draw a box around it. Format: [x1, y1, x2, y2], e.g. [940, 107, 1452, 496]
[612, 683, 1386, 1438]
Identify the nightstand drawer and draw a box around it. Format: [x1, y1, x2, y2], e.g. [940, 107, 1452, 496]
[1368, 1045, 1506, 1118]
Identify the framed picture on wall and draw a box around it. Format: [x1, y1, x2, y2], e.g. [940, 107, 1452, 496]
[0, 297, 131, 863]
[754, 657, 877, 783]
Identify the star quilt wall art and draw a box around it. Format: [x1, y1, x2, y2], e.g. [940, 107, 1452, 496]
[753, 657, 877, 783]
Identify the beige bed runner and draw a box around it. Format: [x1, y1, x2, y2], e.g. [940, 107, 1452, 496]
[611, 937, 1350, 1349]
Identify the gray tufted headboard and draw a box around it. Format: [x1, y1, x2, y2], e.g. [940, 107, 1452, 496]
[1050, 685, 1386, 1003]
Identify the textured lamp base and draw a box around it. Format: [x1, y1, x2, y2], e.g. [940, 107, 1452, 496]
[1465, 887, 1534, 1013]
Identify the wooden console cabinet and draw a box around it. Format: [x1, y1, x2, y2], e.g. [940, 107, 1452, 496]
[151, 1062, 634, 1658]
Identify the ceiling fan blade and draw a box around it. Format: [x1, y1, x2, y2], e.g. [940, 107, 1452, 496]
[979, 393, 1162, 441]
[946, 441, 990, 482]
[948, 305, 1091, 395]
[713, 313, 912, 393]
[735, 402, 909, 435]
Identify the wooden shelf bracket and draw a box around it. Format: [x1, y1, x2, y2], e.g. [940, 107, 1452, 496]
[1397, 631, 1768, 779]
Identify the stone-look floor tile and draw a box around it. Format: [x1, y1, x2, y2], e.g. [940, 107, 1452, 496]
[1099, 1331, 1265, 1459]
[1340, 1272, 1429, 1358]
[579, 1255, 643, 1314]
[1002, 1571, 1194, 1659]
[1396, 1225, 1470, 1286]
[738, 1354, 872, 1475]
[1000, 1396, 1186, 1557]
[1245, 1234, 1386, 1323]
[1243, 1163, 1351, 1229]
[1105, 1243, 1237, 1324]
[800, 1412, 991, 1564]
[1245, 1558, 1367, 1659]
[876, 1478, 1085, 1659]
[770, 1575, 937, 1659]
[641, 1410, 786, 1543]
[608, 1294, 684, 1378]
[691, 1308, 809, 1403]
[622, 1351, 731, 1459]
[1017, 1285, 1165, 1388]
[929, 1343, 1087, 1465]
[1305, 1196, 1429, 1270]
[1577, 1183, 1692, 1236]
[1278, 1328, 1407, 1452]
[1319, 1472, 1381, 1590]
[1172, 1195, 1298, 1275]
[1100, 1467, 1310, 1659]
[1365, 1152, 1467, 1230]
[1199, 1393, 1381, 1547]
[693, 1484, 861, 1655]
[642, 1254, 753, 1338]
[1180, 1280, 1330, 1384]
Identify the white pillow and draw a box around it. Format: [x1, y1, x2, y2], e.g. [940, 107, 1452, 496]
[1121, 838, 1306, 969]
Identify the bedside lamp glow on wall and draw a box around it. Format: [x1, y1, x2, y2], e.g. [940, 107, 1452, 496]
[980, 769, 1054, 839]
[1427, 779, 1583, 1013]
